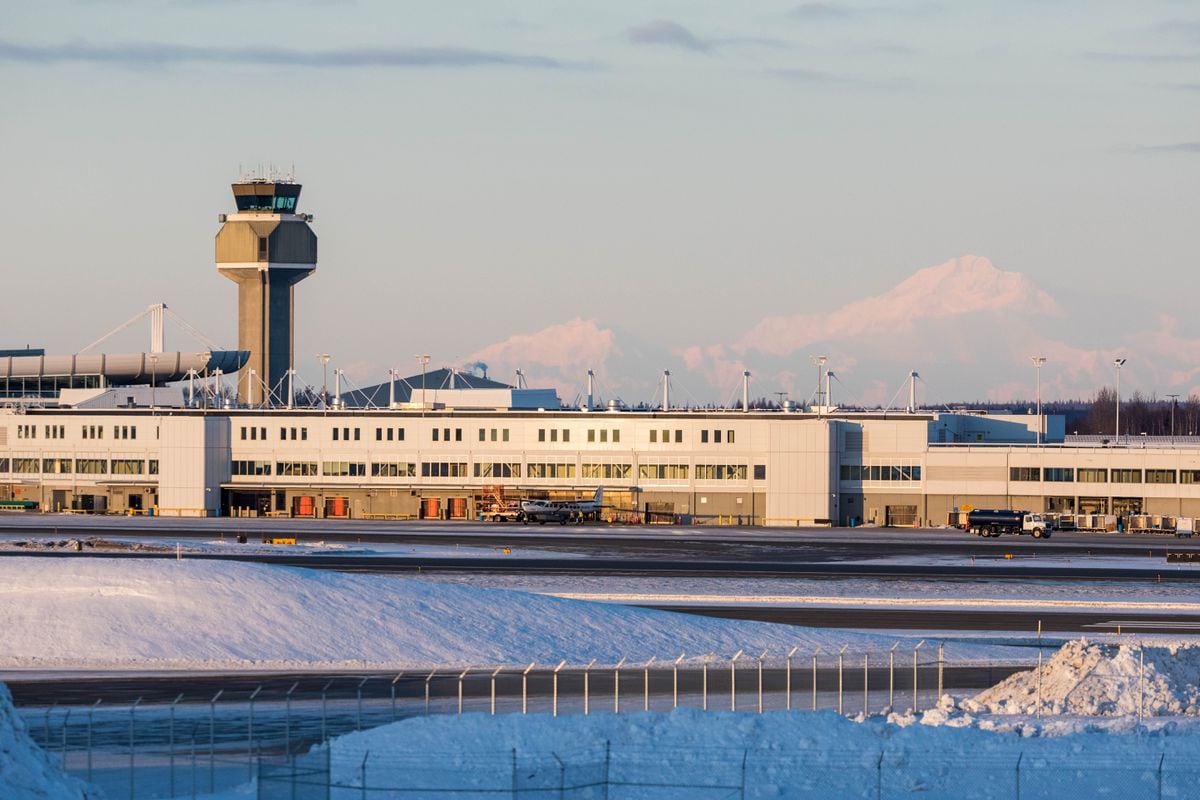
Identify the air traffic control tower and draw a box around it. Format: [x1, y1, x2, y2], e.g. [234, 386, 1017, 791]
[216, 177, 316, 404]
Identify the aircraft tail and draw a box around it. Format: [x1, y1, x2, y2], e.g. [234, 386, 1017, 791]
[592, 487, 604, 506]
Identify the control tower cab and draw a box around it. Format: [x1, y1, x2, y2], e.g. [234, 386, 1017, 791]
[215, 177, 316, 404]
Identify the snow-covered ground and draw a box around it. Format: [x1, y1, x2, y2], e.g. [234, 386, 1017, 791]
[9, 553, 1200, 798]
[0, 557, 1037, 673]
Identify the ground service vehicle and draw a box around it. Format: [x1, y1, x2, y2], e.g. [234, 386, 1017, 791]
[962, 509, 1051, 538]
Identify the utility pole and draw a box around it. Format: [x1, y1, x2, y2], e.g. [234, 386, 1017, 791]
[1030, 356, 1046, 446]
[414, 354, 431, 414]
[1168, 394, 1180, 443]
[315, 354, 331, 410]
[1114, 358, 1126, 443]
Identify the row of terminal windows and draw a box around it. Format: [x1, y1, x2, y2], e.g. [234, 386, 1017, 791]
[433, 428, 463, 442]
[1, 458, 157, 475]
[229, 459, 766, 481]
[699, 430, 735, 444]
[332, 428, 361, 442]
[538, 429, 571, 443]
[839, 464, 923, 482]
[1011, 467, 1200, 484]
[18, 425, 132, 440]
[474, 462, 520, 478]
[649, 430, 680, 443]
[377, 428, 406, 441]
[478, 428, 511, 442]
[587, 429, 621, 443]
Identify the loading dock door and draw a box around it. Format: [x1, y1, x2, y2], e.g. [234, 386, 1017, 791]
[885, 505, 918, 527]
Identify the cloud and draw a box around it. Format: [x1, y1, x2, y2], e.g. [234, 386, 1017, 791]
[768, 66, 910, 90]
[469, 318, 618, 397]
[735, 255, 1058, 357]
[790, 3, 855, 21]
[625, 20, 786, 54]
[1086, 50, 1200, 64]
[1124, 142, 1200, 154]
[627, 20, 713, 53]
[1155, 19, 1200, 41]
[0, 39, 580, 70]
[1162, 82, 1200, 92]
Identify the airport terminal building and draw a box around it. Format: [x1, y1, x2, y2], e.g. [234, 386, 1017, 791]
[5, 178, 1200, 527]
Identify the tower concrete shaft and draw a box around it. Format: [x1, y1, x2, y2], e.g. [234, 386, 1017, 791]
[215, 179, 316, 404]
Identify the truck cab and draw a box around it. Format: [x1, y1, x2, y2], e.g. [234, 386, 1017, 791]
[1022, 513, 1049, 538]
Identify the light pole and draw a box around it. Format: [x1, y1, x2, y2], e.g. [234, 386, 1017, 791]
[1114, 358, 1126, 442]
[811, 355, 827, 417]
[315, 353, 331, 410]
[1030, 356, 1046, 446]
[1168, 394, 1179, 442]
[414, 354, 431, 410]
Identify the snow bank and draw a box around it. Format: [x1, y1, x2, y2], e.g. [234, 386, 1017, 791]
[0, 684, 94, 800]
[0, 557, 990, 672]
[310, 707, 1200, 800]
[966, 640, 1200, 717]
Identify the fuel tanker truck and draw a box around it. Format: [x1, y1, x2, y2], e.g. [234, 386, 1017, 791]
[956, 509, 1051, 538]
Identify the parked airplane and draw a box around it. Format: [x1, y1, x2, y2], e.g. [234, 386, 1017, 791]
[521, 488, 604, 524]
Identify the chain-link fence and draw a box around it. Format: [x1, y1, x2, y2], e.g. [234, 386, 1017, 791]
[21, 644, 1160, 799]
[255, 741, 1200, 799]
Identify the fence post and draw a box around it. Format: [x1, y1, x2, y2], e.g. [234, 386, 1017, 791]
[285, 682, 298, 754]
[913, 640, 925, 713]
[1139, 645, 1145, 720]
[740, 748, 748, 800]
[876, 751, 883, 800]
[88, 699, 101, 785]
[786, 646, 798, 711]
[1015, 752, 1022, 800]
[357, 677, 369, 730]
[512, 747, 518, 800]
[673, 653, 685, 709]
[864, 653, 869, 716]
[360, 750, 369, 800]
[703, 655, 710, 711]
[128, 697, 141, 800]
[209, 689, 223, 794]
[552, 752, 566, 800]
[391, 673, 404, 721]
[190, 723, 197, 800]
[614, 657, 626, 714]
[812, 648, 821, 711]
[644, 656, 656, 712]
[731, 650, 744, 712]
[492, 667, 503, 716]
[838, 645, 847, 715]
[603, 740, 611, 800]
[1158, 752, 1164, 800]
[248, 685, 261, 781]
[553, 661, 566, 717]
[937, 642, 944, 698]
[459, 668, 472, 715]
[889, 643, 898, 709]
[584, 660, 596, 715]
[425, 669, 437, 715]
[59, 708, 70, 769]
[321, 680, 333, 742]
[757, 651, 766, 713]
[523, 662, 536, 715]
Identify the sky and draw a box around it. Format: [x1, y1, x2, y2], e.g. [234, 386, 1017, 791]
[1, 1, 1197, 407]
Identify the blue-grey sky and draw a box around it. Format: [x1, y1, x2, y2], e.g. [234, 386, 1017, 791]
[2, 1, 1197, 405]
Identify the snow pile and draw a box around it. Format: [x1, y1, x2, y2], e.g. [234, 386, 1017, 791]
[966, 640, 1200, 717]
[0, 557, 983, 672]
[0, 684, 95, 800]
